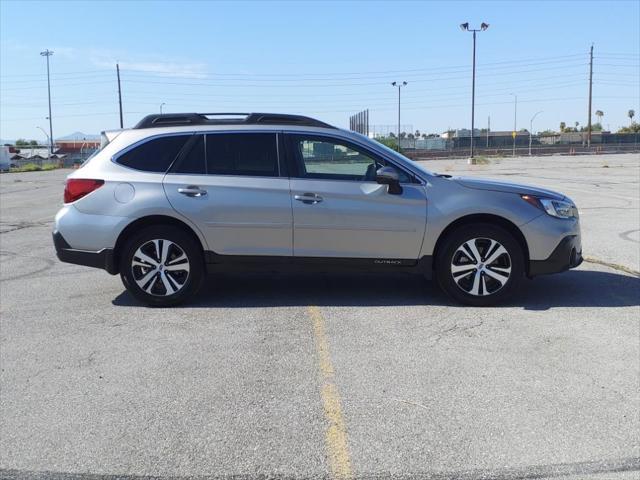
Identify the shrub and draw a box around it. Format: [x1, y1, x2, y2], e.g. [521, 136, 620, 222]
[19, 163, 42, 171]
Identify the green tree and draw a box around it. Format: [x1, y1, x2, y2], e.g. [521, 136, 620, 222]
[374, 136, 401, 151]
[618, 122, 640, 133]
[628, 109, 635, 124]
[559, 122, 566, 132]
[29, 140, 38, 146]
[595, 110, 604, 125]
[15, 139, 28, 146]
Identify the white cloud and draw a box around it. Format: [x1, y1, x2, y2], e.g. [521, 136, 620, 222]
[24, 45, 209, 79]
[89, 49, 207, 79]
[50, 46, 79, 59]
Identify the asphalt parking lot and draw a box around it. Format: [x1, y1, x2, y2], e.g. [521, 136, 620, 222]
[1, 153, 639, 479]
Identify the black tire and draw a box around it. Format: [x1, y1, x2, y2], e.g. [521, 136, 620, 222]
[435, 223, 524, 306]
[119, 225, 204, 307]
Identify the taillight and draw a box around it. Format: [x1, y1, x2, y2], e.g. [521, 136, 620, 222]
[64, 179, 104, 203]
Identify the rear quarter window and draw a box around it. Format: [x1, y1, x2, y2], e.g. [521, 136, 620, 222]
[116, 135, 190, 172]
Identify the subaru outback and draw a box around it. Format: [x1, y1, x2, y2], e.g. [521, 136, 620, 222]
[53, 113, 582, 306]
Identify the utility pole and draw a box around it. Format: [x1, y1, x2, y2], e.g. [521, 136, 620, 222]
[117, 63, 123, 128]
[391, 81, 407, 151]
[487, 115, 490, 148]
[511, 93, 518, 157]
[587, 44, 594, 148]
[471, 29, 477, 159]
[40, 49, 54, 155]
[460, 22, 489, 163]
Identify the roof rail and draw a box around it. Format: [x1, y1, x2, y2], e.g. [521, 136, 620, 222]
[133, 112, 336, 130]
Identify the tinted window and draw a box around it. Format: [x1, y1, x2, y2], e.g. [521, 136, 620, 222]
[117, 135, 189, 172]
[173, 135, 205, 174]
[290, 135, 412, 182]
[206, 133, 278, 177]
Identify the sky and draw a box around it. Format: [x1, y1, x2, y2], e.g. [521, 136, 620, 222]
[0, 0, 638, 141]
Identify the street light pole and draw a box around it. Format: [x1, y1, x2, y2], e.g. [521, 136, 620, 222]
[529, 111, 542, 156]
[160, 102, 166, 114]
[40, 49, 54, 155]
[391, 81, 407, 151]
[510, 93, 517, 157]
[36, 126, 50, 147]
[460, 22, 489, 164]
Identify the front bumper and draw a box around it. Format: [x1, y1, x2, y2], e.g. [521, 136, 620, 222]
[528, 234, 583, 277]
[53, 230, 117, 274]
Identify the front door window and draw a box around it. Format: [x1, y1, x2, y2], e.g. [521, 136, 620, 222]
[289, 135, 412, 183]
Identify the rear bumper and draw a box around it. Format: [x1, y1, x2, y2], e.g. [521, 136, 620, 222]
[53, 230, 117, 274]
[528, 235, 583, 277]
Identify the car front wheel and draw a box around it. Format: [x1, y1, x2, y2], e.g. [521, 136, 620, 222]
[435, 224, 524, 306]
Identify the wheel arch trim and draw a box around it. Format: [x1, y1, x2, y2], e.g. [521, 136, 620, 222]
[431, 214, 531, 275]
[112, 214, 207, 274]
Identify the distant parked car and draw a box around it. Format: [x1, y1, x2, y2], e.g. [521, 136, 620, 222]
[53, 113, 582, 306]
[0, 147, 10, 171]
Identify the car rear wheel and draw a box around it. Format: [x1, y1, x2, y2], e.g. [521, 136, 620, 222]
[120, 225, 203, 307]
[435, 224, 524, 306]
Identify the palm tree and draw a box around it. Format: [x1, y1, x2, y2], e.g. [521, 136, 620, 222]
[560, 122, 566, 132]
[595, 110, 604, 125]
[629, 109, 635, 124]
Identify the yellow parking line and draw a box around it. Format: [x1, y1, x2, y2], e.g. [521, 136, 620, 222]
[308, 305, 353, 480]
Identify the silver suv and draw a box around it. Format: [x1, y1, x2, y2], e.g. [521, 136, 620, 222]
[53, 113, 582, 306]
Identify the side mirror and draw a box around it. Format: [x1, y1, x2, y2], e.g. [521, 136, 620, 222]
[375, 166, 403, 195]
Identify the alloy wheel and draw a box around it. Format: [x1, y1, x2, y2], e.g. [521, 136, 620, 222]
[131, 239, 190, 296]
[450, 237, 512, 296]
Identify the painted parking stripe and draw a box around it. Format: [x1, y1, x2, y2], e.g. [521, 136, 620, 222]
[308, 305, 353, 480]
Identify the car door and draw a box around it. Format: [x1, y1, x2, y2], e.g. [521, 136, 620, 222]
[285, 133, 427, 259]
[163, 131, 293, 256]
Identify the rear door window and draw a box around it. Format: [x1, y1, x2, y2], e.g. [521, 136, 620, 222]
[116, 135, 190, 172]
[205, 133, 279, 177]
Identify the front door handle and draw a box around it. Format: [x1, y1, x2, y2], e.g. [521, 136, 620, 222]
[294, 193, 323, 205]
[178, 186, 207, 197]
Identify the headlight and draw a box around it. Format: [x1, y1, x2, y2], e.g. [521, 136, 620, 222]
[521, 195, 578, 219]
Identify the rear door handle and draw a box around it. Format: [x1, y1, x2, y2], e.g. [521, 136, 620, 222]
[178, 186, 207, 197]
[294, 193, 323, 204]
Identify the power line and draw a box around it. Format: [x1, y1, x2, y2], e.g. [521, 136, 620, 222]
[1, 58, 591, 87]
[2, 94, 632, 123]
[0, 53, 589, 81]
[0, 77, 594, 106]
[1, 80, 114, 91]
